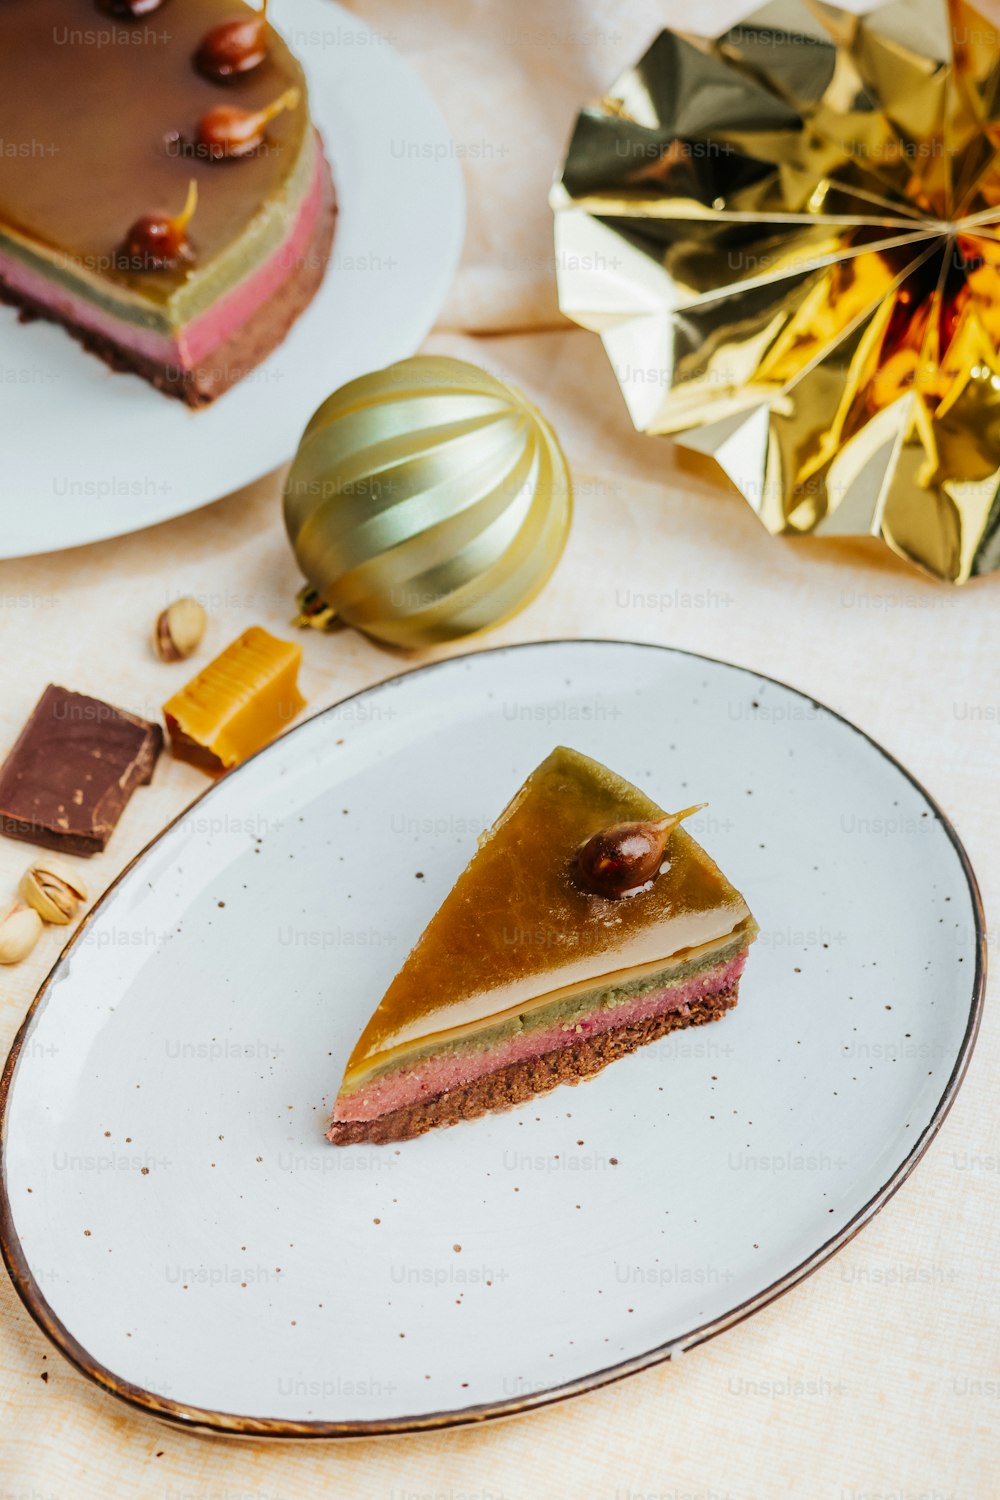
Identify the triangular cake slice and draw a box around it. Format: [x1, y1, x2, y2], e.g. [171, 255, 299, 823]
[329, 747, 757, 1145]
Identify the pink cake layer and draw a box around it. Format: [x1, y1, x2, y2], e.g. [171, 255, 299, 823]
[0, 139, 326, 369]
[335, 949, 749, 1124]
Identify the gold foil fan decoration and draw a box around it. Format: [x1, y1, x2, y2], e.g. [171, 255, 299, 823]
[283, 356, 573, 649]
[552, 0, 1000, 582]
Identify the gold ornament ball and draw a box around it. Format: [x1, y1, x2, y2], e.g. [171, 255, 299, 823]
[283, 356, 573, 649]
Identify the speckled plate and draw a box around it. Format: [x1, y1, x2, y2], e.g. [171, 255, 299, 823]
[0, 641, 985, 1438]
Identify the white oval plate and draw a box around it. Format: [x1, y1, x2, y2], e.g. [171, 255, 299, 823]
[0, 0, 465, 559]
[0, 642, 984, 1437]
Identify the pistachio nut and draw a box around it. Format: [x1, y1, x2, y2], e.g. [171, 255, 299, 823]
[19, 860, 88, 926]
[154, 596, 207, 662]
[0, 902, 43, 965]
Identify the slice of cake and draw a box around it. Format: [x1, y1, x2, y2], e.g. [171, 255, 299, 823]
[0, 0, 336, 406]
[329, 747, 757, 1145]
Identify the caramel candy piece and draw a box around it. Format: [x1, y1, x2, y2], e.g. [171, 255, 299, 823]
[163, 627, 305, 775]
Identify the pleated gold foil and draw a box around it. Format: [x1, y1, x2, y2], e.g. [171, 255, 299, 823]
[283, 357, 572, 648]
[552, 0, 1000, 581]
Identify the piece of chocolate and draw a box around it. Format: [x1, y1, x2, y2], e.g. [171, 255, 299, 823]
[0, 686, 163, 856]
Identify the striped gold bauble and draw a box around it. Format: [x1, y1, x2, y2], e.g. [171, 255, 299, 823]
[283, 355, 573, 649]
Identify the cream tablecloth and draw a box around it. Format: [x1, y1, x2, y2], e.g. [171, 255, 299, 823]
[0, 0, 996, 1495]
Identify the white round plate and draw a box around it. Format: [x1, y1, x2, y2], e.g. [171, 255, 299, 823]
[0, 0, 464, 559]
[0, 642, 984, 1437]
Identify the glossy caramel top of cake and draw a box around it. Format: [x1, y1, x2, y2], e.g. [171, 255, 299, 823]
[344, 747, 754, 1083]
[0, 0, 310, 301]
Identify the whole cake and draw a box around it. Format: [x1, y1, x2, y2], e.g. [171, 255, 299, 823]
[329, 747, 757, 1144]
[0, 0, 336, 406]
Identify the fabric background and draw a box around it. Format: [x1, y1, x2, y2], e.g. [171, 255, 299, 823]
[0, 1, 995, 1495]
